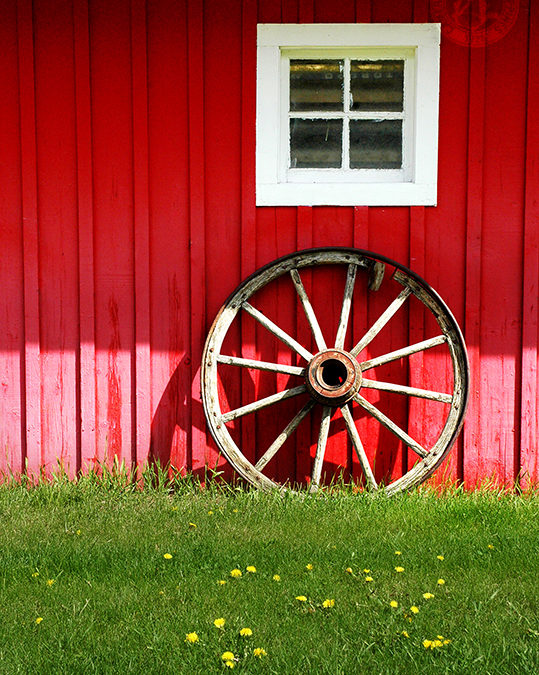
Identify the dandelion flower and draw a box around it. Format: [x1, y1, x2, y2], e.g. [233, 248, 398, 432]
[390, 600, 398, 608]
[422, 592, 434, 599]
[185, 632, 199, 643]
[488, 544, 495, 549]
[432, 639, 443, 648]
[208, 510, 214, 515]
[395, 566, 404, 573]
[363, 569, 371, 574]
[272, 574, 281, 582]
[76, 530, 81, 536]
[306, 564, 313, 570]
[163, 553, 172, 560]
[217, 580, 227, 586]
[437, 578, 445, 585]
[35, 617, 43, 625]
[246, 565, 256, 573]
[410, 606, 419, 614]
[395, 550, 402, 555]
[232, 508, 239, 513]
[401, 630, 409, 638]
[423, 639, 433, 649]
[46, 579, 55, 587]
[221, 651, 235, 661]
[253, 647, 267, 658]
[188, 522, 197, 529]
[345, 567, 353, 574]
[214, 618, 225, 629]
[322, 599, 335, 608]
[224, 662, 235, 669]
[365, 576, 373, 582]
[230, 568, 242, 578]
[437, 555, 444, 561]
[295, 595, 307, 602]
[239, 627, 253, 637]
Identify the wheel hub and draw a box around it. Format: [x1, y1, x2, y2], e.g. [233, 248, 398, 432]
[305, 349, 362, 406]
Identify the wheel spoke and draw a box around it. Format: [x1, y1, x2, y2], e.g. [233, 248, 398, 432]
[335, 264, 357, 349]
[290, 269, 327, 351]
[341, 404, 377, 489]
[255, 400, 316, 471]
[354, 393, 428, 458]
[217, 354, 305, 377]
[350, 287, 412, 357]
[242, 302, 313, 362]
[359, 335, 447, 371]
[361, 378, 452, 403]
[311, 406, 332, 489]
[221, 385, 306, 423]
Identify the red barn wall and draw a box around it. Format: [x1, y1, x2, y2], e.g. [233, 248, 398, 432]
[0, 0, 537, 486]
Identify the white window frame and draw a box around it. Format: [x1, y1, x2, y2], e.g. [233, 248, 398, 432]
[256, 23, 441, 207]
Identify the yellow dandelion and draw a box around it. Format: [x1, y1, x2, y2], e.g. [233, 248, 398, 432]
[246, 565, 256, 573]
[422, 592, 434, 599]
[432, 639, 443, 648]
[239, 627, 253, 637]
[46, 579, 55, 587]
[188, 522, 197, 529]
[423, 639, 433, 649]
[253, 647, 267, 658]
[208, 510, 213, 515]
[410, 605, 419, 614]
[213, 617, 225, 629]
[363, 568, 370, 573]
[185, 632, 199, 643]
[437, 578, 445, 585]
[365, 576, 373, 582]
[295, 595, 307, 602]
[230, 568, 242, 578]
[390, 600, 398, 608]
[232, 508, 239, 513]
[224, 662, 235, 669]
[35, 617, 43, 625]
[395, 566, 404, 573]
[306, 564, 313, 570]
[272, 574, 281, 582]
[76, 529, 81, 536]
[437, 555, 444, 561]
[322, 599, 335, 608]
[488, 544, 495, 549]
[443, 639, 451, 645]
[345, 567, 353, 574]
[163, 553, 172, 560]
[401, 630, 409, 638]
[394, 550, 402, 555]
[217, 579, 227, 585]
[221, 651, 235, 661]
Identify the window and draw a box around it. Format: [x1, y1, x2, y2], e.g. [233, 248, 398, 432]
[256, 24, 441, 206]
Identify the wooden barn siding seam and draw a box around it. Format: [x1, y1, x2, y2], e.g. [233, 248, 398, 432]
[17, 0, 41, 475]
[521, 0, 539, 487]
[187, 0, 207, 472]
[131, 0, 152, 467]
[74, 0, 96, 472]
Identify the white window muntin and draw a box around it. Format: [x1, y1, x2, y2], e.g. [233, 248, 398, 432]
[280, 48, 415, 184]
[256, 23, 441, 206]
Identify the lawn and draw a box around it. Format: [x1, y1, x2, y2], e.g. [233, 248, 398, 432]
[0, 473, 537, 674]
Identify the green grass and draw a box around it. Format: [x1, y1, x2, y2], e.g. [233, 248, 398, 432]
[0, 473, 537, 674]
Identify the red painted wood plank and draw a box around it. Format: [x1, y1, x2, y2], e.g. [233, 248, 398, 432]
[90, 0, 135, 465]
[74, 0, 97, 472]
[33, 0, 79, 475]
[17, 0, 41, 476]
[463, 43, 486, 487]
[147, 0, 190, 472]
[0, 0, 24, 474]
[188, 0, 208, 473]
[131, 0, 152, 467]
[520, 0, 539, 487]
[354, 0, 372, 23]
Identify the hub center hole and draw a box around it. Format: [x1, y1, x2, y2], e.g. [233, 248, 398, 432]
[319, 359, 348, 388]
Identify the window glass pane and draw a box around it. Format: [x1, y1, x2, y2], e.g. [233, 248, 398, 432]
[350, 60, 404, 112]
[290, 119, 342, 168]
[290, 60, 343, 111]
[349, 120, 402, 169]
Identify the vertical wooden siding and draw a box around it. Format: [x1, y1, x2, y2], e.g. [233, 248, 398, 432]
[0, 0, 537, 486]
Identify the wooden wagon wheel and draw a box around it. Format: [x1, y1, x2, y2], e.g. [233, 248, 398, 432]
[202, 248, 469, 495]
